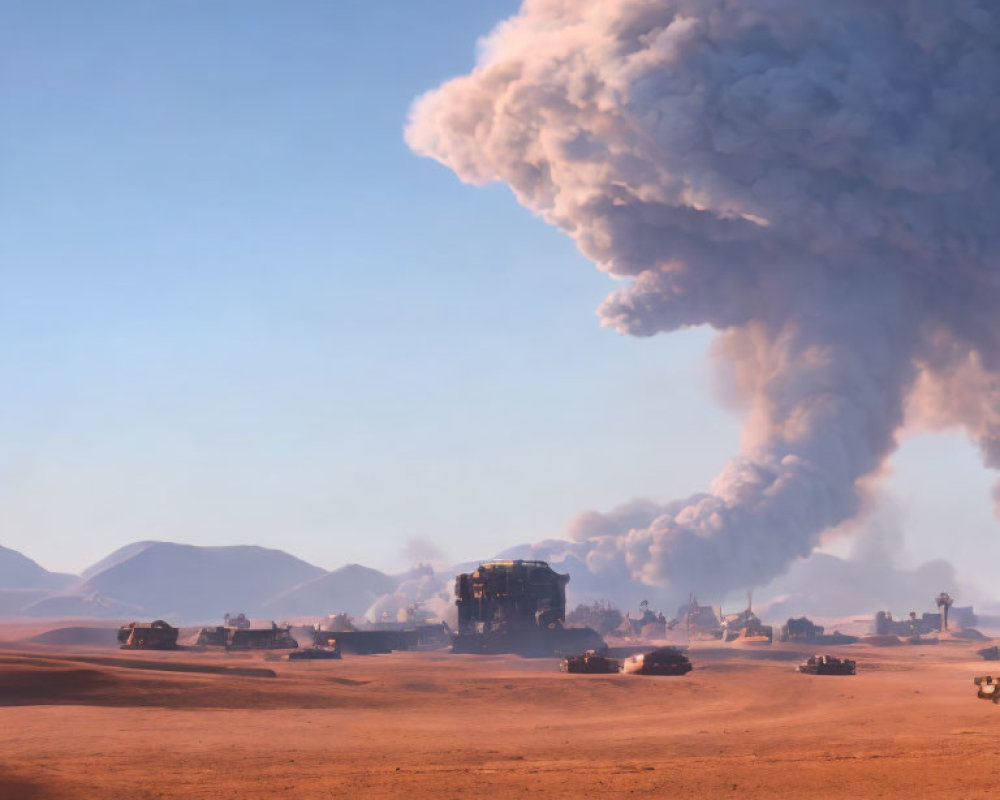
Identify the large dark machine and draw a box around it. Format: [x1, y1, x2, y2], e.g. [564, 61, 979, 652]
[453, 560, 604, 656]
[118, 620, 179, 650]
[621, 647, 692, 676]
[779, 617, 858, 645]
[797, 655, 856, 675]
[195, 621, 297, 650]
[560, 650, 620, 674]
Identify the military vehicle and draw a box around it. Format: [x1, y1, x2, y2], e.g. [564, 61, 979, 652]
[977, 646, 1000, 661]
[779, 617, 858, 645]
[560, 650, 620, 674]
[227, 623, 297, 650]
[288, 644, 341, 660]
[797, 655, 856, 675]
[194, 622, 296, 650]
[975, 675, 1000, 703]
[314, 628, 396, 655]
[452, 560, 605, 656]
[118, 620, 179, 650]
[621, 647, 692, 675]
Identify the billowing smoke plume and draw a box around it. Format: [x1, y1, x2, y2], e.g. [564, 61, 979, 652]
[406, 1, 1000, 597]
[403, 536, 444, 566]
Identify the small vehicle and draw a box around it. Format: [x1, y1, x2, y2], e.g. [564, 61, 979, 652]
[975, 675, 1000, 702]
[797, 655, 856, 675]
[560, 650, 619, 674]
[118, 620, 179, 650]
[977, 646, 1000, 661]
[621, 647, 692, 676]
[288, 645, 342, 661]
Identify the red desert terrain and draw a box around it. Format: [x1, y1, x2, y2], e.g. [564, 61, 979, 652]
[2, 620, 1000, 799]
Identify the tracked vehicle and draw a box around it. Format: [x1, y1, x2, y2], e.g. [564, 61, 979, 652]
[621, 647, 692, 676]
[288, 644, 341, 660]
[560, 650, 620, 674]
[453, 560, 604, 657]
[118, 620, 179, 650]
[194, 622, 297, 650]
[978, 646, 1000, 661]
[797, 655, 856, 675]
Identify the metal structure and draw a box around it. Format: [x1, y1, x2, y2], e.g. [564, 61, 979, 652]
[619, 600, 671, 639]
[779, 617, 858, 645]
[935, 592, 954, 632]
[677, 594, 723, 640]
[875, 593, 973, 636]
[195, 622, 296, 650]
[722, 595, 773, 644]
[195, 626, 228, 647]
[453, 560, 604, 656]
[227, 623, 297, 650]
[118, 620, 179, 650]
[797, 655, 856, 675]
[224, 612, 251, 629]
[874, 610, 936, 636]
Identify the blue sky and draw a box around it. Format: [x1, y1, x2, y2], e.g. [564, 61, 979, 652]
[1, 1, 997, 592]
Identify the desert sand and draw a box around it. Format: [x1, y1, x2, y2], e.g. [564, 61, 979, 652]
[2, 621, 1000, 799]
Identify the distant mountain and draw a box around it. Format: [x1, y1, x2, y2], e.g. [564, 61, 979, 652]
[0, 589, 58, 615]
[21, 589, 142, 619]
[26, 542, 327, 622]
[79, 541, 161, 581]
[263, 563, 399, 618]
[0, 544, 77, 590]
[755, 551, 958, 619]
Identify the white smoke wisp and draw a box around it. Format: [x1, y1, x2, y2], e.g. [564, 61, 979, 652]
[406, 1, 1000, 597]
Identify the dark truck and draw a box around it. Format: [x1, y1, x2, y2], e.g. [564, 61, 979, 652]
[560, 650, 620, 674]
[797, 655, 856, 675]
[118, 620, 179, 650]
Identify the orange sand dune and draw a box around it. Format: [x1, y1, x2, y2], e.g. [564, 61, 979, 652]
[2, 628, 1000, 799]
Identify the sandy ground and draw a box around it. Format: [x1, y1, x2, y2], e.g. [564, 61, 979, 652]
[3, 622, 1000, 799]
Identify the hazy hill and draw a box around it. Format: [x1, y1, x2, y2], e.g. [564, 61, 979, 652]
[29, 542, 327, 622]
[263, 563, 399, 618]
[20, 589, 142, 619]
[79, 541, 161, 581]
[756, 551, 958, 620]
[0, 544, 77, 590]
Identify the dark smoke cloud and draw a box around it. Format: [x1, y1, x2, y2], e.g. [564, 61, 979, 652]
[407, 1, 1000, 597]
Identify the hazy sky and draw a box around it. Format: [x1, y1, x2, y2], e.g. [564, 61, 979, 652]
[2, 1, 997, 592]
